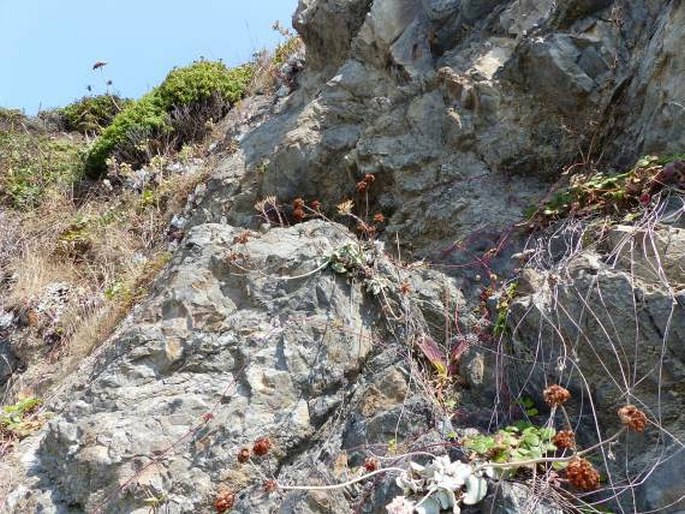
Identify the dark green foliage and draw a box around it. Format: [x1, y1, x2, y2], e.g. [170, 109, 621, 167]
[84, 94, 170, 177]
[84, 60, 255, 178]
[157, 61, 254, 108]
[463, 424, 557, 464]
[59, 94, 132, 135]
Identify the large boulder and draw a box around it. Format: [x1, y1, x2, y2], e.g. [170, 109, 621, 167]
[4, 220, 467, 512]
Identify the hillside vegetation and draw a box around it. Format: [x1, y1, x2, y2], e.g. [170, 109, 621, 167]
[0, 36, 302, 422]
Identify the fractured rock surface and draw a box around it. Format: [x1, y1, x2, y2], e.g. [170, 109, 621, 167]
[3, 0, 685, 512]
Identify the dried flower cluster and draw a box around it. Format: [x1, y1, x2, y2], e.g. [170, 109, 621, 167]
[237, 447, 251, 463]
[356, 173, 375, 193]
[566, 457, 600, 491]
[553, 430, 576, 450]
[263, 479, 278, 493]
[336, 199, 354, 215]
[292, 197, 306, 221]
[214, 490, 235, 512]
[254, 195, 284, 225]
[233, 231, 251, 245]
[363, 456, 380, 472]
[253, 436, 272, 456]
[356, 221, 377, 237]
[618, 405, 648, 432]
[544, 385, 571, 407]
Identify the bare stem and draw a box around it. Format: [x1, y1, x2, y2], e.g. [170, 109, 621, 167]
[276, 467, 406, 491]
[277, 259, 331, 281]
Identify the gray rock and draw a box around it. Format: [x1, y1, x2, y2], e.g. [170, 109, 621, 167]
[514, 34, 597, 111]
[481, 481, 564, 513]
[499, 0, 555, 35]
[423, 0, 461, 21]
[0, 336, 18, 386]
[4, 1, 685, 513]
[3, 221, 462, 512]
[555, 0, 614, 26]
[294, 0, 373, 75]
[461, 0, 508, 22]
[198, 0, 681, 265]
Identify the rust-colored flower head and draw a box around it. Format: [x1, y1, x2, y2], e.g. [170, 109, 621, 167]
[237, 447, 251, 464]
[553, 430, 576, 450]
[618, 405, 648, 432]
[544, 385, 571, 407]
[253, 436, 272, 456]
[373, 212, 385, 223]
[292, 197, 305, 209]
[292, 207, 306, 221]
[356, 173, 376, 193]
[264, 479, 278, 493]
[357, 222, 376, 236]
[310, 199, 321, 211]
[214, 490, 235, 512]
[566, 457, 600, 491]
[233, 231, 250, 245]
[363, 457, 380, 472]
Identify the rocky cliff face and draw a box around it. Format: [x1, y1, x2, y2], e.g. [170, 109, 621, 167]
[3, 1, 684, 513]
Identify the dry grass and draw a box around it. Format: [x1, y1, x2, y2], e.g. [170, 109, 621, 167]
[248, 34, 304, 95]
[0, 125, 215, 404]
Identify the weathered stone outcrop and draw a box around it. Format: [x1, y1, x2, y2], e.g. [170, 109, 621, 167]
[4, 220, 467, 512]
[3, 0, 685, 512]
[190, 0, 685, 262]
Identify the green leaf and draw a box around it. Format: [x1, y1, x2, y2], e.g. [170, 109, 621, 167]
[330, 262, 347, 274]
[522, 433, 541, 447]
[519, 397, 535, 409]
[465, 436, 496, 455]
[513, 420, 533, 431]
[539, 427, 556, 440]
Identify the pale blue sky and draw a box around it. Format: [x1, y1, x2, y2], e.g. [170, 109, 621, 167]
[0, 0, 299, 114]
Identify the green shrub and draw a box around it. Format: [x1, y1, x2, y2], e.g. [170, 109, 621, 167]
[85, 93, 170, 177]
[0, 129, 86, 209]
[157, 61, 254, 108]
[84, 60, 254, 178]
[0, 107, 26, 131]
[59, 94, 132, 135]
